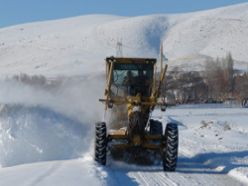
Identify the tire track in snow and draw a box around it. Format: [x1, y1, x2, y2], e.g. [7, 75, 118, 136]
[131, 171, 178, 186]
[125, 167, 244, 186]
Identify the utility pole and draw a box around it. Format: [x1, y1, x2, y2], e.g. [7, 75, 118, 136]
[116, 39, 123, 57]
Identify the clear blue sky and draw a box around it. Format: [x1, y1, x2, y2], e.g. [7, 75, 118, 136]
[0, 0, 247, 28]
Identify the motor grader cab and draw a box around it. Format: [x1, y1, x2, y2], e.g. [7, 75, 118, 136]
[95, 56, 178, 171]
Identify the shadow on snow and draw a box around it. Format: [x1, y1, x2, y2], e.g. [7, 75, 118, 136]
[177, 150, 248, 174]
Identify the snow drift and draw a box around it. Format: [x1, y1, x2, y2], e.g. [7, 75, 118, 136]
[0, 104, 88, 167]
[0, 75, 104, 167]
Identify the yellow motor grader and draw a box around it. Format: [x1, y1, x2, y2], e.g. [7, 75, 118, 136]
[95, 56, 178, 171]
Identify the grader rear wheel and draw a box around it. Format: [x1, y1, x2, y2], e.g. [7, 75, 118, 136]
[162, 123, 178, 171]
[95, 122, 107, 165]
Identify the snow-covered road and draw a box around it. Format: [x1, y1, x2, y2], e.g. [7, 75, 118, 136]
[0, 155, 243, 186]
[0, 104, 247, 185]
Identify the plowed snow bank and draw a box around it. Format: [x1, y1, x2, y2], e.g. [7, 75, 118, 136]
[0, 76, 104, 167]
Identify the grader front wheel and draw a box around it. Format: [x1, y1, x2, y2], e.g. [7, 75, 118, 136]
[95, 122, 107, 165]
[162, 123, 178, 171]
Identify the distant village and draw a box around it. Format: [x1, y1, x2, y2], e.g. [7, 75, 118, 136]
[162, 53, 248, 106]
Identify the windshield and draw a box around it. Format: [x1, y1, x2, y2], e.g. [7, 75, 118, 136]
[111, 63, 153, 97]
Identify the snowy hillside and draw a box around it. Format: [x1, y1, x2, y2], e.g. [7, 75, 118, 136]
[0, 2, 248, 186]
[0, 3, 248, 76]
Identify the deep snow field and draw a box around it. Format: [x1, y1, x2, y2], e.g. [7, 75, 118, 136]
[0, 2, 248, 186]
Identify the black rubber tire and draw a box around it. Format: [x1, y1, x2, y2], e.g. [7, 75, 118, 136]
[150, 119, 163, 135]
[95, 122, 107, 165]
[162, 123, 178, 171]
